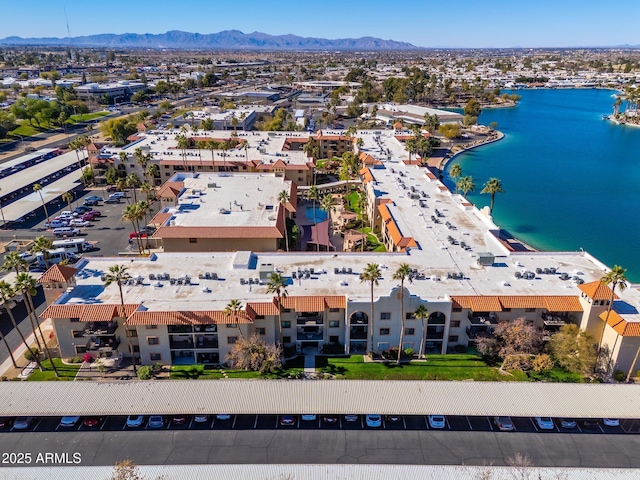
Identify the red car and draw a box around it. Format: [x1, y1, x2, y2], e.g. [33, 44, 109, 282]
[171, 416, 187, 425]
[129, 232, 148, 239]
[82, 211, 101, 221]
[82, 417, 102, 428]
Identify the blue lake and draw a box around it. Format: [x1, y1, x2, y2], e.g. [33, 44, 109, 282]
[447, 89, 640, 281]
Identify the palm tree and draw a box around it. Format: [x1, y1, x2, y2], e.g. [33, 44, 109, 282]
[2, 251, 28, 275]
[480, 178, 505, 214]
[458, 176, 475, 198]
[0, 281, 42, 370]
[126, 173, 141, 203]
[356, 137, 364, 150]
[15, 273, 58, 376]
[33, 183, 51, 226]
[266, 273, 288, 346]
[30, 236, 53, 269]
[146, 164, 159, 188]
[62, 191, 74, 214]
[308, 185, 320, 252]
[392, 263, 413, 366]
[358, 189, 368, 252]
[122, 203, 144, 254]
[449, 163, 462, 194]
[104, 264, 136, 373]
[277, 190, 291, 252]
[176, 134, 190, 170]
[206, 139, 218, 170]
[405, 138, 418, 162]
[224, 299, 245, 339]
[359, 263, 381, 355]
[414, 304, 429, 359]
[320, 193, 336, 228]
[241, 139, 249, 163]
[600, 265, 628, 345]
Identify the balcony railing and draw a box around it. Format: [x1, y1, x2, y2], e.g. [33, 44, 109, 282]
[194, 336, 219, 349]
[426, 327, 445, 340]
[169, 338, 194, 350]
[84, 321, 117, 336]
[86, 337, 120, 352]
[297, 326, 323, 341]
[297, 314, 323, 325]
[466, 326, 494, 339]
[194, 325, 218, 333]
[349, 328, 368, 340]
[168, 325, 193, 334]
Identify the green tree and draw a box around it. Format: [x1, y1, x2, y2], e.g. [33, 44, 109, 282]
[266, 273, 288, 347]
[548, 324, 598, 376]
[122, 204, 144, 254]
[320, 193, 336, 227]
[424, 113, 440, 133]
[224, 299, 245, 339]
[105, 167, 118, 185]
[458, 176, 475, 198]
[126, 173, 141, 203]
[359, 263, 381, 355]
[480, 178, 504, 214]
[62, 191, 74, 213]
[16, 272, 58, 376]
[414, 304, 429, 359]
[600, 266, 628, 345]
[103, 265, 136, 373]
[101, 118, 136, 146]
[277, 190, 291, 252]
[449, 163, 462, 194]
[0, 281, 41, 370]
[392, 264, 413, 365]
[2, 252, 28, 275]
[30, 236, 53, 269]
[438, 123, 462, 139]
[307, 185, 320, 252]
[33, 183, 51, 226]
[464, 98, 482, 117]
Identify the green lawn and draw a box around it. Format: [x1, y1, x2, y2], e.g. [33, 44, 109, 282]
[346, 191, 361, 213]
[9, 123, 50, 137]
[67, 111, 109, 124]
[316, 354, 529, 381]
[27, 359, 81, 381]
[169, 356, 305, 380]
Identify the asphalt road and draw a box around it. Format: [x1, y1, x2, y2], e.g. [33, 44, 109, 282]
[1, 429, 639, 468]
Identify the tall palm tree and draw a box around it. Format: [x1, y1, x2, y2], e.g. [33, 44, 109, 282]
[104, 264, 136, 373]
[126, 173, 141, 203]
[0, 281, 42, 370]
[277, 190, 291, 252]
[62, 191, 74, 214]
[241, 139, 249, 163]
[392, 263, 413, 366]
[266, 273, 288, 347]
[414, 304, 429, 359]
[600, 265, 628, 345]
[3, 251, 28, 275]
[176, 134, 190, 170]
[224, 299, 245, 339]
[146, 164, 160, 188]
[320, 193, 336, 230]
[33, 183, 51, 226]
[405, 138, 418, 162]
[206, 139, 218, 171]
[458, 176, 475, 198]
[30, 236, 53, 269]
[449, 163, 462, 194]
[308, 185, 320, 252]
[359, 263, 381, 355]
[358, 189, 368, 252]
[480, 178, 505, 214]
[15, 273, 58, 376]
[122, 204, 144, 254]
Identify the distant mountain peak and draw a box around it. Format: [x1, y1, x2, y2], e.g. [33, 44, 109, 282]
[0, 30, 418, 50]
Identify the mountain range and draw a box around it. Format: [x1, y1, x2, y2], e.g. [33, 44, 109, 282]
[0, 30, 418, 50]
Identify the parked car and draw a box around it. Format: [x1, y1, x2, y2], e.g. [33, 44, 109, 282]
[82, 212, 99, 221]
[73, 206, 90, 214]
[59, 210, 75, 218]
[45, 220, 68, 229]
[109, 192, 126, 199]
[86, 210, 101, 217]
[140, 225, 156, 234]
[83, 199, 100, 206]
[69, 219, 91, 227]
[534, 417, 555, 430]
[216, 414, 231, 421]
[583, 419, 600, 430]
[59, 416, 81, 427]
[428, 415, 446, 429]
[13, 417, 33, 430]
[84, 196, 102, 202]
[560, 418, 577, 429]
[106, 185, 117, 192]
[279, 415, 296, 426]
[171, 416, 187, 426]
[193, 415, 209, 423]
[126, 415, 144, 428]
[603, 418, 620, 427]
[82, 417, 102, 428]
[494, 416, 515, 431]
[53, 227, 81, 237]
[301, 414, 317, 421]
[344, 415, 359, 422]
[322, 416, 339, 424]
[0, 417, 13, 429]
[104, 198, 120, 204]
[148, 416, 165, 428]
[130, 232, 148, 239]
[365, 414, 382, 428]
[385, 415, 401, 424]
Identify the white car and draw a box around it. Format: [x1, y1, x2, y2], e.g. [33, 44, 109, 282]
[109, 192, 126, 199]
[69, 219, 91, 227]
[603, 418, 620, 427]
[126, 415, 144, 428]
[59, 416, 80, 427]
[365, 414, 382, 428]
[301, 414, 317, 421]
[13, 417, 33, 430]
[534, 417, 555, 430]
[428, 415, 446, 429]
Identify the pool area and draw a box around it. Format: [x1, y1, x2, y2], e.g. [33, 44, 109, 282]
[305, 205, 328, 223]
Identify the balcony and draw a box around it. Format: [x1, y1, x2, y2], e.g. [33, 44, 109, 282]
[466, 326, 494, 339]
[297, 326, 323, 341]
[426, 326, 445, 340]
[83, 321, 117, 336]
[468, 314, 498, 326]
[349, 327, 368, 340]
[194, 335, 218, 349]
[169, 336, 193, 350]
[194, 324, 217, 333]
[297, 313, 323, 325]
[168, 325, 193, 334]
[86, 336, 120, 353]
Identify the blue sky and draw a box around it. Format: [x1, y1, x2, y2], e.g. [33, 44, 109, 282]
[3, 0, 639, 48]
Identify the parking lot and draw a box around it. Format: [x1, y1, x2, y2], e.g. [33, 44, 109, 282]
[2, 187, 160, 259]
[4, 414, 632, 435]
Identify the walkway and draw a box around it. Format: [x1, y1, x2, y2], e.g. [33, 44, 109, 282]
[303, 348, 316, 375]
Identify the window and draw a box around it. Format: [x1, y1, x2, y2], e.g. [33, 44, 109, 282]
[329, 321, 339, 328]
[404, 328, 415, 335]
[448, 335, 459, 342]
[72, 331, 84, 338]
[329, 308, 340, 313]
[380, 312, 391, 320]
[226, 324, 237, 328]
[227, 336, 237, 344]
[75, 345, 87, 354]
[525, 308, 536, 312]
[255, 328, 265, 335]
[329, 336, 339, 343]
[128, 329, 138, 338]
[147, 337, 159, 345]
[452, 307, 462, 312]
[133, 345, 140, 353]
[281, 321, 291, 328]
[283, 336, 291, 344]
[283, 308, 292, 313]
[147, 325, 157, 330]
[451, 320, 460, 328]
[255, 315, 265, 320]
[406, 312, 416, 320]
[150, 353, 162, 361]
[70, 317, 80, 323]
[379, 328, 390, 335]
[502, 308, 511, 312]
[189, 238, 198, 244]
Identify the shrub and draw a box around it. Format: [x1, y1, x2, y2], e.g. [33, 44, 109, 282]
[68, 356, 83, 364]
[24, 347, 40, 361]
[152, 361, 163, 373]
[404, 347, 415, 358]
[613, 370, 626, 382]
[532, 354, 555, 373]
[137, 365, 154, 380]
[83, 353, 94, 363]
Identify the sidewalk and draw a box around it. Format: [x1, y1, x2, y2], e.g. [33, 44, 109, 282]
[0, 318, 54, 379]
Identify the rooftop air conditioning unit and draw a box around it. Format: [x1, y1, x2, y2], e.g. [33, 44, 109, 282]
[207, 183, 218, 188]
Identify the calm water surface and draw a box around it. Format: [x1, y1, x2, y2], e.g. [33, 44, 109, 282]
[447, 89, 640, 281]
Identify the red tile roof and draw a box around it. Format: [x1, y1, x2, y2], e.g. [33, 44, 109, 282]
[38, 264, 78, 283]
[154, 226, 283, 239]
[579, 281, 618, 301]
[127, 310, 253, 326]
[40, 304, 141, 321]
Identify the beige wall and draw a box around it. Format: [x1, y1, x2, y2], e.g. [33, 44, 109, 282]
[162, 237, 279, 253]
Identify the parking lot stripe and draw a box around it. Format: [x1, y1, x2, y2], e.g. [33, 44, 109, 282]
[253, 415, 258, 429]
[445, 417, 451, 430]
[466, 416, 473, 430]
[231, 416, 237, 429]
[485, 417, 493, 430]
[531, 419, 539, 432]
